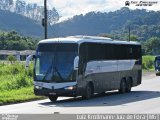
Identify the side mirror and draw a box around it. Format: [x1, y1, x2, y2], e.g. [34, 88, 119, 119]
[25, 54, 35, 70]
[74, 56, 79, 70]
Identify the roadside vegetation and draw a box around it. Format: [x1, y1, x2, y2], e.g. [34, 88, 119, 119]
[0, 62, 43, 105]
[0, 31, 38, 50]
[142, 55, 155, 71]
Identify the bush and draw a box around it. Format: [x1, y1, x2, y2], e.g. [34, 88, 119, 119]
[142, 55, 155, 70]
[0, 62, 33, 91]
[16, 74, 33, 88]
[0, 62, 43, 104]
[7, 55, 17, 64]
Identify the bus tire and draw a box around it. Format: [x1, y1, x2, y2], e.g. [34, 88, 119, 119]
[119, 79, 126, 94]
[126, 78, 132, 92]
[48, 95, 58, 102]
[82, 84, 93, 100]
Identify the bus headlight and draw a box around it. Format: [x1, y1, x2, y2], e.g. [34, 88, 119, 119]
[64, 86, 76, 90]
[35, 85, 42, 89]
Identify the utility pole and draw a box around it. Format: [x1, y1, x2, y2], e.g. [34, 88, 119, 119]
[128, 9, 131, 42]
[128, 25, 130, 41]
[43, 0, 47, 39]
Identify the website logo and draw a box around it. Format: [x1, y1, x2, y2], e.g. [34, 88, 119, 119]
[125, 1, 158, 7]
[125, 1, 130, 6]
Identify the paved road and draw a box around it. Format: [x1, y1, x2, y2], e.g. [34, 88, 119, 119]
[0, 73, 160, 114]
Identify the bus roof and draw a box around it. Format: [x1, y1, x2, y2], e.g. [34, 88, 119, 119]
[39, 36, 141, 45]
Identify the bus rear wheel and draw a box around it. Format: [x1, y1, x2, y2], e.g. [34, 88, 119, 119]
[48, 95, 58, 102]
[119, 79, 126, 93]
[126, 78, 132, 92]
[82, 84, 93, 100]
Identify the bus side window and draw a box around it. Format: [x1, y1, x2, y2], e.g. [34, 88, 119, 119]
[104, 44, 113, 60]
[130, 48, 133, 54]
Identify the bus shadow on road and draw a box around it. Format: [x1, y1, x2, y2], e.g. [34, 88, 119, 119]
[39, 90, 160, 107]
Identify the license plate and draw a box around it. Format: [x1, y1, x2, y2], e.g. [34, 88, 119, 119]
[49, 93, 56, 95]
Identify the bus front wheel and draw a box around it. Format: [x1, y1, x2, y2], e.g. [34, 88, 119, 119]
[48, 95, 58, 102]
[82, 84, 93, 100]
[119, 79, 126, 93]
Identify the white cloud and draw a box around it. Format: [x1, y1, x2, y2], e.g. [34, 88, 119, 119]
[27, 0, 43, 5]
[27, 0, 160, 21]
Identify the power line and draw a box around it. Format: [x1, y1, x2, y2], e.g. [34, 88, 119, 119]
[46, 0, 62, 38]
[34, 0, 56, 39]
[48, 22, 55, 36]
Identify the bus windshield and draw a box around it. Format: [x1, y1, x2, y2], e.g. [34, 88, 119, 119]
[35, 43, 78, 83]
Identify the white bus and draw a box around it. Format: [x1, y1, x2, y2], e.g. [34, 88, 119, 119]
[26, 36, 142, 102]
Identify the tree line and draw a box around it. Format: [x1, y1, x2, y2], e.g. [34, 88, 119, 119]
[0, 30, 159, 56]
[0, 31, 38, 50]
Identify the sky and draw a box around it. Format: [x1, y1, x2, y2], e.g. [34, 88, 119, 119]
[26, 0, 160, 21]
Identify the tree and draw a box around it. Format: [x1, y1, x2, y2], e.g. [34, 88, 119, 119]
[7, 55, 17, 64]
[143, 37, 160, 55]
[0, 31, 38, 50]
[98, 34, 113, 38]
[130, 35, 139, 41]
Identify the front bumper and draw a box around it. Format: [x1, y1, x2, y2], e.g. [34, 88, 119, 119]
[156, 71, 160, 76]
[34, 87, 77, 97]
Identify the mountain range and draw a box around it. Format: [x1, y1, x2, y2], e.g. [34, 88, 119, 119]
[51, 7, 160, 41]
[0, 9, 43, 37]
[0, 7, 160, 41]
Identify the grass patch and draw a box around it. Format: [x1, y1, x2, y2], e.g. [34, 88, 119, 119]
[0, 87, 44, 105]
[0, 62, 44, 105]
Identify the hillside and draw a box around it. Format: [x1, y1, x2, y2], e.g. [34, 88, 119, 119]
[52, 7, 160, 41]
[0, 10, 43, 37]
[0, 7, 160, 42]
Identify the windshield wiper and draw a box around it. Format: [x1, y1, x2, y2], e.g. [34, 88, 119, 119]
[54, 66, 64, 81]
[42, 59, 54, 81]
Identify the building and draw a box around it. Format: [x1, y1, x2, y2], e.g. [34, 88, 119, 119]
[0, 50, 35, 61]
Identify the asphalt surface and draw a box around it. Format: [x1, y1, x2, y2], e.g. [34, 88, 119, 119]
[0, 73, 160, 114]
